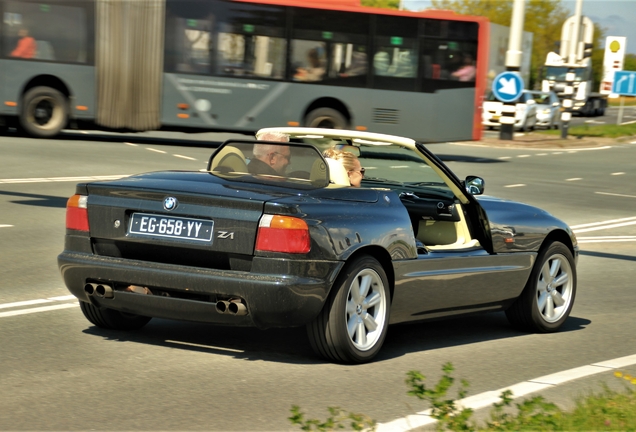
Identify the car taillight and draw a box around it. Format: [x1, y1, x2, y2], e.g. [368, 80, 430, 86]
[255, 214, 310, 254]
[66, 194, 89, 231]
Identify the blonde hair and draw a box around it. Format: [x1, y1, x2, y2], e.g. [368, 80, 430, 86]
[322, 147, 358, 172]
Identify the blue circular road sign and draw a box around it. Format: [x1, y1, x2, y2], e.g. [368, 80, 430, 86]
[492, 71, 524, 103]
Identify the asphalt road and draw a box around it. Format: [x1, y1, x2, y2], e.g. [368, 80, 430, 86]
[1, 130, 635, 431]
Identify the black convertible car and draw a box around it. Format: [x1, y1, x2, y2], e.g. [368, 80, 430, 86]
[58, 127, 578, 363]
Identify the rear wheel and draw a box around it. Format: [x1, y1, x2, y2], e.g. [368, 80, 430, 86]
[307, 256, 390, 364]
[505, 241, 576, 332]
[20, 86, 68, 137]
[80, 301, 152, 331]
[305, 107, 347, 129]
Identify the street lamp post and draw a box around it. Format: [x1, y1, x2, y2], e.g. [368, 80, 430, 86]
[499, 0, 525, 141]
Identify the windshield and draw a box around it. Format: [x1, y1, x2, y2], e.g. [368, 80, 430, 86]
[544, 66, 588, 82]
[208, 141, 330, 189]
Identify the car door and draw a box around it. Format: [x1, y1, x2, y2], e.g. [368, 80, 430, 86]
[388, 143, 534, 323]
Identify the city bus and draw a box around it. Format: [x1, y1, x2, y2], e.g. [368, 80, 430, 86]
[0, 0, 488, 142]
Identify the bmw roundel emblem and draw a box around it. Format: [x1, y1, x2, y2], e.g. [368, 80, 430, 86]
[163, 197, 178, 211]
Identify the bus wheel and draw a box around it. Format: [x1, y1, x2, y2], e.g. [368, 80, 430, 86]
[20, 86, 68, 138]
[305, 108, 347, 129]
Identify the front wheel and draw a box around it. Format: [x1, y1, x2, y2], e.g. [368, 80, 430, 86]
[20, 86, 68, 137]
[505, 241, 576, 332]
[80, 301, 152, 331]
[304, 107, 347, 129]
[307, 256, 390, 364]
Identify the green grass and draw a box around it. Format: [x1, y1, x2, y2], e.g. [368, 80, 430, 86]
[538, 122, 636, 138]
[608, 96, 636, 107]
[289, 365, 636, 431]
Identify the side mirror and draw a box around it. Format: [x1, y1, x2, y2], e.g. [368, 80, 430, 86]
[464, 176, 485, 195]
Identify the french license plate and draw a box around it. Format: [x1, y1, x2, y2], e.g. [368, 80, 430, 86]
[128, 213, 214, 242]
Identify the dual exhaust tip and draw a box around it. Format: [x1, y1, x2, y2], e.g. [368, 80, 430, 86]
[84, 282, 248, 316]
[84, 283, 113, 299]
[216, 299, 247, 316]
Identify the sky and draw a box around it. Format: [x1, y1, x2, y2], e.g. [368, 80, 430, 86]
[402, 0, 636, 55]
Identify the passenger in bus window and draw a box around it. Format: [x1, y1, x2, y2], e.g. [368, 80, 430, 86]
[451, 53, 476, 82]
[11, 28, 37, 59]
[248, 132, 291, 176]
[294, 48, 325, 82]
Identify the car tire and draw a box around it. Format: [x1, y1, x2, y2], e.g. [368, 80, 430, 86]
[305, 107, 347, 129]
[80, 301, 152, 331]
[505, 241, 576, 332]
[19, 86, 68, 138]
[307, 255, 390, 364]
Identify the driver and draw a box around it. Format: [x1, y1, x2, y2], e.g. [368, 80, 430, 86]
[248, 132, 291, 176]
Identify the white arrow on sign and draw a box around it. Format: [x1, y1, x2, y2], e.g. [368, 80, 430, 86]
[498, 77, 518, 95]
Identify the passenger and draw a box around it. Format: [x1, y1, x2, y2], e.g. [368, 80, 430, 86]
[323, 147, 364, 187]
[451, 53, 476, 82]
[11, 28, 36, 59]
[248, 132, 291, 176]
[294, 48, 325, 82]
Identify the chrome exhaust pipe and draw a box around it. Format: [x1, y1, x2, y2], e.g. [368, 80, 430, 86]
[228, 299, 247, 316]
[216, 300, 231, 314]
[84, 283, 97, 296]
[95, 284, 114, 299]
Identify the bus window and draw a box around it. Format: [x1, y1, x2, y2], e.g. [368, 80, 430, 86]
[292, 8, 369, 85]
[215, 3, 286, 79]
[373, 16, 418, 91]
[329, 43, 367, 82]
[291, 41, 327, 82]
[3, 1, 87, 63]
[173, 18, 211, 74]
[420, 39, 477, 83]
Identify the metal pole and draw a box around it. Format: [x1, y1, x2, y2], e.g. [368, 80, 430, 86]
[499, 0, 525, 141]
[617, 96, 625, 125]
[561, 0, 583, 138]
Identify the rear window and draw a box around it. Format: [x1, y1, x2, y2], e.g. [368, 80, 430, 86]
[207, 140, 329, 189]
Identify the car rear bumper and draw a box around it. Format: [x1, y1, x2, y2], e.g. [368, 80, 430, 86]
[58, 251, 343, 329]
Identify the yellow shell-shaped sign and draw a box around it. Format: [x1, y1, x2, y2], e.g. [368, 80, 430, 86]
[610, 40, 621, 53]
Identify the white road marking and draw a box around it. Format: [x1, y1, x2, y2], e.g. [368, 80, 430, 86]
[574, 221, 636, 233]
[504, 184, 526, 188]
[0, 293, 80, 317]
[498, 156, 511, 160]
[0, 303, 78, 318]
[0, 224, 13, 228]
[571, 216, 636, 229]
[552, 152, 563, 154]
[578, 237, 636, 243]
[517, 155, 531, 158]
[536, 153, 547, 156]
[0, 299, 52, 310]
[390, 165, 409, 168]
[165, 340, 244, 353]
[611, 172, 625, 176]
[0, 175, 130, 184]
[174, 154, 197, 160]
[566, 178, 582, 181]
[124, 142, 138, 146]
[596, 191, 636, 199]
[146, 148, 166, 154]
[377, 354, 636, 432]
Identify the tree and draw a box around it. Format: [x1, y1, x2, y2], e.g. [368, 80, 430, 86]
[623, 53, 636, 72]
[360, 0, 399, 8]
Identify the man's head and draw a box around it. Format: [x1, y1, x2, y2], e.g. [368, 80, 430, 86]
[18, 28, 29, 38]
[252, 143, 291, 174]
